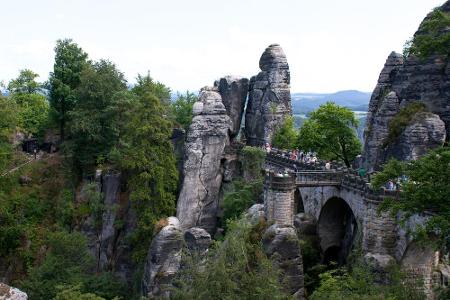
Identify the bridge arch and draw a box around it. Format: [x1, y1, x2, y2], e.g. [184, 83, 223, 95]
[318, 197, 358, 265]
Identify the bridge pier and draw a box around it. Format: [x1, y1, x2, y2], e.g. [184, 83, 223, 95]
[264, 172, 295, 226]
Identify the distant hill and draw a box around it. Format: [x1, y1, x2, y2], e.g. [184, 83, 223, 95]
[292, 90, 371, 114]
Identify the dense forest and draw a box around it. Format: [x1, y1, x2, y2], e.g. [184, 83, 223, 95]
[0, 3, 449, 299]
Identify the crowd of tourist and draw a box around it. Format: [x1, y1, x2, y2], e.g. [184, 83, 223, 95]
[264, 143, 406, 192]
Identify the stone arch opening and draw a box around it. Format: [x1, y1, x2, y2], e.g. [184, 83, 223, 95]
[318, 197, 357, 265]
[294, 188, 304, 213]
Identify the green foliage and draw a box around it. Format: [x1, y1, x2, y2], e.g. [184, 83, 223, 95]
[172, 218, 291, 299]
[109, 74, 178, 262]
[310, 260, 423, 300]
[170, 91, 197, 130]
[0, 95, 19, 172]
[54, 285, 105, 300]
[298, 102, 361, 167]
[385, 101, 427, 146]
[299, 237, 324, 295]
[21, 230, 127, 300]
[67, 59, 127, 175]
[7, 69, 42, 94]
[221, 179, 263, 227]
[7, 69, 50, 138]
[0, 157, 74, 263]
[272, 116, 298, 150]
[49, 39, 89, 140]
[240, 146, 266, 180]
[404, 8, 450, 59]
[20, 231, 94, 300]
[372, 146, 450, 249]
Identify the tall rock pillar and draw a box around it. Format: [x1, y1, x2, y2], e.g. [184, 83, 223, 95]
[176, 88, 232, 234]
[245, 44, 292, 146]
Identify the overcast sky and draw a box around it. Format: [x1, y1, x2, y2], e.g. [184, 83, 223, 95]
[0, 0, 445, 93]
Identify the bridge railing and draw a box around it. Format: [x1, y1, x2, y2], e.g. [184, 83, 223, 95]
[295, 170, 343, 186]
[265, 150, 404, 203]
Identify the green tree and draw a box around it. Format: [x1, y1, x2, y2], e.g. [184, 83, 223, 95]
[404, 7, 450, 59]
[172, 218, 289, 299]
[49, 39, 89, 141]
[372, 146, 450, 250]
[7, 69, 42, 94]
[7, 69, 49, 137]
[298, 102, 361, 167]
[108, 74, 178, 261]
[0, 95, 19, 172]
[20, 231, 95, 300]
[68, 59, 127, 175]
[171, 91, 198, 130]
[272, 116, 298, 150]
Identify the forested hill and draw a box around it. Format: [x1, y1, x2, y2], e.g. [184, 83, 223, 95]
[292, 90, 371, 113]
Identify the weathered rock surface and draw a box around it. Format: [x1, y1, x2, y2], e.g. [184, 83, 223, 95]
[79, 171, 136, 283]
[245, 44, 292, 146]
[142, 217, 183, 299]
[176, 88, 232, 234]
[214, 76, 249, 137]
[364, 253, 395, 284]
[386, 112, 446, 161]
[363, 2, 450, 170]
[0, 283, 27, 300]
[262, 224, 304, 299]
[184, 227, 212, 253]
[245, 203, 265, 224]
[294, 213, 316, 236]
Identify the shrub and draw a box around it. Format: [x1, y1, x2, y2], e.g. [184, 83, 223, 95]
[171, 218, 290, 299]
[272, 116, 298, 150]
[404, 8, 450, 59]
[385, 101, 427, 146]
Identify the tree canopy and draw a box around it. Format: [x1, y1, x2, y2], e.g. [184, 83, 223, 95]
[8, 70, 49, 137]
[372, 146, 450, 250]
[298, 102, 361, 167]
[170, 91, 198, 131]
[49, 39, 89, 141]
[272, 116, 298, 150]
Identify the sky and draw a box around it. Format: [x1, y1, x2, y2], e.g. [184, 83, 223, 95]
[0, 0, 445, 93]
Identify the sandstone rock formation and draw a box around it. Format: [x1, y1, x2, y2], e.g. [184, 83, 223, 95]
[176, 88, 232, 233]
[184, 227, 212, 253]
[214, 76, 249, 137]
[363, 2, 449, 170]
[245, 44, 292, 146]
[79, 171, 136, 283]
[0, 283, 27, 300]
[262, 224, 304, 299]
[385, 112, 446, 161]
[142, 217, 183, 298]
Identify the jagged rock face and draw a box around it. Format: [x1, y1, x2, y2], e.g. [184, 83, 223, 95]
[294, 213, 316, 236]
[245, 204, 265, 224]
[214, 76, 249, 137]
[363, 89, 401, 170]
[245, 44, 292, 146]
[363, 2, 449, 170]
[176, 89, 232, 234]
[0, 283, 27, 300]
[386, 112, 446, 161]
[79, 172, 136, 283]
[262, 224, 304, 299]
[184, 227, 212, 253]
[142, 217, 183, 299]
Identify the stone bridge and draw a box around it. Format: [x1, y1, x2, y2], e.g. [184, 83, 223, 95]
[263, 151, 431, 268]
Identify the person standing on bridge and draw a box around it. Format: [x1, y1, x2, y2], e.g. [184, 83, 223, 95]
[325, 161, 331, 170]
